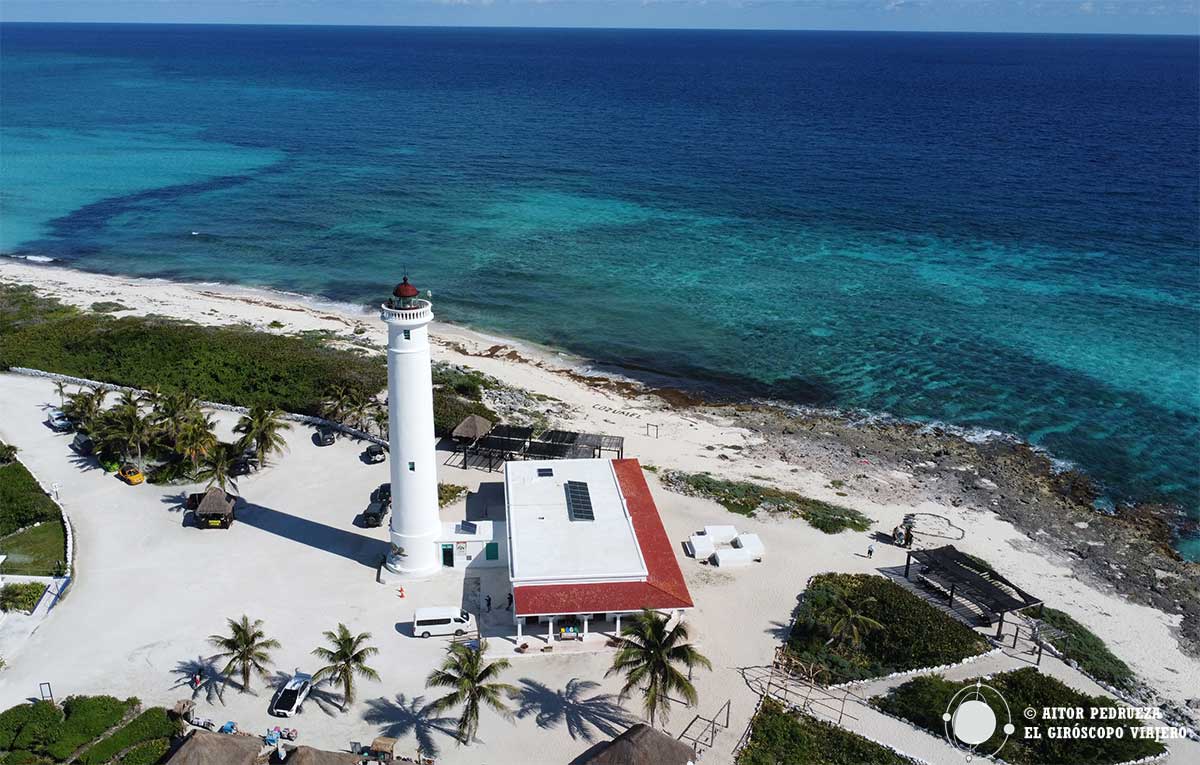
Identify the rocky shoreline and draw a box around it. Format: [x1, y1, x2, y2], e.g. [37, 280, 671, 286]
[705, 402, 1200, 658]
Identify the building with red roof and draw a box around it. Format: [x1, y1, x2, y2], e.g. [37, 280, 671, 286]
[505, 458, 693, 640]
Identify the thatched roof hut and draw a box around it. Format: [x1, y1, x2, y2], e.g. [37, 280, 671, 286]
[575, 724, 696, 765]
[196, 487, 235, 518]
[452, 414, 492, 442]
[165, 730, 265, 765]
[281, 745, 360, 765]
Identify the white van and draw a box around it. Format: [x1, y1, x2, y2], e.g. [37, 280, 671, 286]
[413, 607, 475, 639]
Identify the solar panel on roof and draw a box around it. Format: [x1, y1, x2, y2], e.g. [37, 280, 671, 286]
[537, 467, 554, 477]
[565, 480, 595, 522]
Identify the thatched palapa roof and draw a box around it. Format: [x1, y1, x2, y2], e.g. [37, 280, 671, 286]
[574, 724, 696, 765]
[165, 730, 265, 765]
[197, 487, 235, 517]
[281, 745, 360, 765]
[452, 414, 492, 441]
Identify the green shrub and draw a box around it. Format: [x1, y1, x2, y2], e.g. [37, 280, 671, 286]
[873, 668, 1164, 765]
[432, 363, 496, 401]
[89, 302, 128, 314]
[739, 699, 912, 765]
[0, 703, 56, 751]
[786, 573, 988, 682]
[118, 738, 170, 765]
[0, 583, 48, 614]
[78, 708, 178, 765]
[1040, 608, 1135, 691]
[0, 285, 387, 416]
[3, 752, 53, 765]
[7, 702, 62, 754]
[42, 695, 134, 762]
[0, 461, 61, 538]
[432, 391, 497, 438]
[438, 484, 467, 508]
[662, 471, 871, 533]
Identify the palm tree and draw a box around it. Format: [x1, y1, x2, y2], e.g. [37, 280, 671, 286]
[320, 384, 352, 423]
[197, 442, 239, 492]
[606, 609, 712, 728]
[176, 412, 218, 477]
[369, 403, 389, 439]
[816, 591, 884, 650]
[426, 640, 515, 745]
[152, 391, 202, 447]
[311, 624, 380, 711]
[52, 380, 67, 408]
[63, 387, 107, 433]
[233, 406, 291, 468]
[207, 615, 279, 694]
[97, 399, 153, 466]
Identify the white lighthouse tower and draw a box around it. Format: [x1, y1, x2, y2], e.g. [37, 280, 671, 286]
[380, 277, 441, 578]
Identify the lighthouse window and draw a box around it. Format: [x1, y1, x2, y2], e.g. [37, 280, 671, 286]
[403, 330, 411, 340]
[408, 461, 415, 472]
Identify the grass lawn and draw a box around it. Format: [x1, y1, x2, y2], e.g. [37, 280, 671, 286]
[738, 699, 914, 765]
[872, 668, 1165, 765]
[0, 521, 67, 576]
[786, 573, 989, 683]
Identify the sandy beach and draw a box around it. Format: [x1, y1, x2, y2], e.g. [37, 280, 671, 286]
[1, 258, 1197, 763]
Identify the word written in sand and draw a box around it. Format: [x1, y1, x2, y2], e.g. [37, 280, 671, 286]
[593, 404, 642, 419]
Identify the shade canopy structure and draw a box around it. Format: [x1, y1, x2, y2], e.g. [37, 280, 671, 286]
[575, 723, 696, 765]
[195, 487, 235, 518]
[164, 730, 264, 765]
[281, 746, 359, 765]
[904, 544, 1043, 627]
[451, 414, 492, 442]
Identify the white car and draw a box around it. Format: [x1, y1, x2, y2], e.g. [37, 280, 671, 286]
[268, 670, 313, 717]
[46, 409, 73, 432]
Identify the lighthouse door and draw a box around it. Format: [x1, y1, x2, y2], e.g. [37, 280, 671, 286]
[441, 544, 455, 568]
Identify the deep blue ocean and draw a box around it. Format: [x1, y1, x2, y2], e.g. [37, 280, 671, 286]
[1, 24, 1197, 556]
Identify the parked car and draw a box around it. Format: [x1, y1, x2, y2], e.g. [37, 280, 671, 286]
[268, 670, 313, 717]
[413, 607, 475, 639]
[362, 500, 389, 528]
[118, 464, 145, 485]
[363, 444, 386, 464]
[46, 409, 73, 432]
[70, 433, 95, 456]
[315, 426, 337, 446]
[371, 482, 391, 505]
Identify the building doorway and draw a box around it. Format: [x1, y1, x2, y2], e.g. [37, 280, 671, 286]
[441, 544, 454, 567]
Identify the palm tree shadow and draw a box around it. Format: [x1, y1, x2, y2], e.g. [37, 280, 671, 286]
[362, 693, 459, 758]
[170, 656, 233, 705]
[266, 670, 342, 718]
[512, 678, 637, 742]
[160, 491, 189, 516]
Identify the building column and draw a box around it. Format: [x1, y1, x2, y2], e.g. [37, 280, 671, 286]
[547, 618, 554, 643]
[583, 616, 589, 640]
[516, 619, 523, 639]
[614, 614, 621, 635]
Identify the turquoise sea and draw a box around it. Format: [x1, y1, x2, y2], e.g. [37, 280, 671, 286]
[1, 24, 1197, 557]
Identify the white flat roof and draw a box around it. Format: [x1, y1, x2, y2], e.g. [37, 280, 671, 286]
[505, 459, 648, 585]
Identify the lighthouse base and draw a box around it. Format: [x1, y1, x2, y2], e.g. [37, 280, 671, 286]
[380, 553, 441, 580]
[379, 528, 442, 581]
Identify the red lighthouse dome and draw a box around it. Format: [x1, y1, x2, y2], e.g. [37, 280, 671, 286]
[393, 276, 419, 300]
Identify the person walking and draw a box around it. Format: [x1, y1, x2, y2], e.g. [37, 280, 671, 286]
[485, 594, 492, 613]
[506, 593, 513, 611]
[867, 543, 875, 559]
